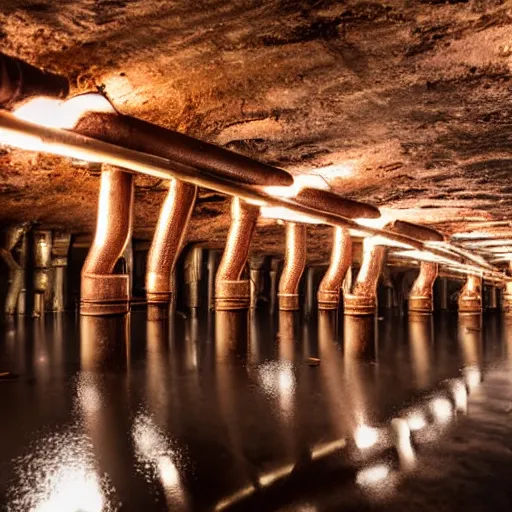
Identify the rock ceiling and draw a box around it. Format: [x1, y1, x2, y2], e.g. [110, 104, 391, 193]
[0, 0, 511, 260]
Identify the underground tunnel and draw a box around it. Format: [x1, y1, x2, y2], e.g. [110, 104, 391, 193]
[0, 1, 512, 510]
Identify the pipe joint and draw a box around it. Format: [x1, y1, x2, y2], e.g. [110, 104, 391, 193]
[215, 280, 250, 311]
[458, 275, 482, 315]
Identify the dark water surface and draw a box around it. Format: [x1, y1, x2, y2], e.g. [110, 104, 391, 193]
[1, 310, 512, 511]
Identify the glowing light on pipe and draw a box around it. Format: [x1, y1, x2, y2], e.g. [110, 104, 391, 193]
[262, 173, 330, 199]
[356, 464, 390, 487]
[259, 206, 320, 224]
[429, 397, 453, 424]
[452, 231, 496, 240]
[391, 418, 416, 470]
[354, 425, 380, 449]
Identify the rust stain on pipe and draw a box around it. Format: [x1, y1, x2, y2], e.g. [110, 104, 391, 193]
[318, 227, 352, 310]
[409, 261, 439, 316]
[81, 165, 134, 316]
[344, 238, 386, 316]
[458, 274, 482, 315]
[278, 223, 307, 311]
[146, 179, 197, 316]
[73, 111, 292, 186]
[215, 198, 259, 310]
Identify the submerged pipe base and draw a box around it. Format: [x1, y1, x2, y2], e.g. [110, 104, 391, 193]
[215, 280, 250, 311]
[318, 289, 341, 311]
[278, 293, 300, 311]
[408, 296, 433, 317]
[81, 273, 130, 316]
[343, 295, 376, 316]
[147, 303, 172, 321]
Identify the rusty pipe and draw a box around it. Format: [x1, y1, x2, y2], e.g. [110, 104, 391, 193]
[458, 274, 482, 315]
[146, 179, 197, 318]
[81, 164, 134, 316]
[344, 238, 386, 316]
[278, 223, 307, 311]
[0, 53, 68, 109]
[73, 108, 292, 187]
[318, 227, 352, 310]
[408, 262, 439, 316]
[216, 198, 259, 310]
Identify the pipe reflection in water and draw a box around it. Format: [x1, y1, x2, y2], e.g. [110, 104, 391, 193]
[458, 314, 483, 368]
[390, 418, 415, 470]
[408, 315, 434, 389]
[278, 223, 307, 311]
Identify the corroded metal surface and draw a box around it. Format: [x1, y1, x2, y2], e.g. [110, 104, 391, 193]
[74, 111, 292, 187]
[146, 179, 197, 307]
[81, 165, 134, 316]
[318, 227, 352, 311]
[409, 262, 439, 316]
[215, 198, 259, 311]
[278, 223, 307, 311]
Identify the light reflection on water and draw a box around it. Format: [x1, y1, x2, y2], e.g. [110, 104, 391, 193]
[2, 311, 512, 510]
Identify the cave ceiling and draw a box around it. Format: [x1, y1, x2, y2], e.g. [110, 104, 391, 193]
[0, 0, 511, 260]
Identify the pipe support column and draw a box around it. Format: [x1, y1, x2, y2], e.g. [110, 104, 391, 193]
[81, 165, 134, 316]
[458, 274, 482, 315]
[409, 262, 438, 317]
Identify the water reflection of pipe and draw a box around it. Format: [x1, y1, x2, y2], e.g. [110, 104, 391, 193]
[81, 165, 134, 316]
[344, 239, 386, 316]
[216, 198, 259, 311]
[409, 262, 438, 316]
[278, 223, 307, 311]
[408, 316, 434, 389]
[458, 314, 482, 367]
[147, 180, 197, 320]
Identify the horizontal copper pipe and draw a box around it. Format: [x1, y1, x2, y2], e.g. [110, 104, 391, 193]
[215, 198, 259, 310]
[0, 52, 68, 109]
[389, 220, 444, 242]
[318, 227, 352, 310]
[409, 261, 439, 316]
[146, 179, 197, 309]
[344, 238, 386, 316]
[278, 223, 307, 311]
[0, 111, 504, 281]
[81, 165, 134, 316]
[458, 274, 482, 314]
[74, 109, 292, 186]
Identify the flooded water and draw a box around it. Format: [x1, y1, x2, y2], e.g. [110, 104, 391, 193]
[1, 310, 512, 511]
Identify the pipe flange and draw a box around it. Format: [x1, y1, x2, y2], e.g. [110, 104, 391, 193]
[458, 296, 482, 315]
[81, 273, 130, 316]
[215, 280, 250, 310]
[278, 293, 300, 311]
[344, 294, 376, 316]
[408, 296, 433, 316]
[318, 289, 340, 311]
[146, 291, 173, 305]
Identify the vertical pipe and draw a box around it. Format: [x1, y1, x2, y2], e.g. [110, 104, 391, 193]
[49, 233, 71, 312]
[215, 198, 259, 311]
[344, 238, 386, 316]
[269, 257, 280, 314]
[318, 227, 352, 310]
[146, 179, 197, 319]
[33, 230, 52, 318]
[458, 274, 482, 316]
[439, 276, 449, 311]
[249, 255, 265, 310]
[207, 250, 219, 312]
[278, 223, 307, 311]
[408, 262, 438, 317]
[304, 266, 316, 318]
[184, 245, 203, 315]
[81, 165, 134, 316]
[488, 286, 498, 310]
[502, 280, 512, 316]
